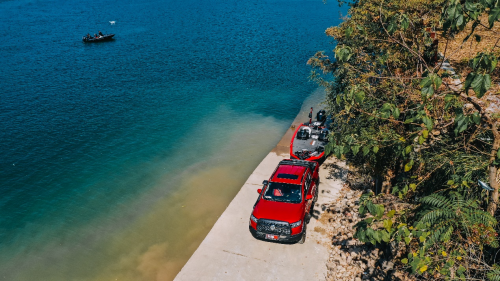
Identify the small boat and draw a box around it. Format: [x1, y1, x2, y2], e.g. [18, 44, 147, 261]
[290, 108, 330, 162]
[82, 34, 115, 43]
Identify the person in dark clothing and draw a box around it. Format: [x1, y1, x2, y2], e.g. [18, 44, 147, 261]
[94, 33, 97, 38]
[98, 31, 103, 37]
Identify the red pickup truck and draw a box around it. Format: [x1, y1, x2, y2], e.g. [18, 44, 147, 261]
[249, 159, 319, 243]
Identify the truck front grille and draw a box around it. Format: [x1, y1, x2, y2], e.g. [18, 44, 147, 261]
[257, 219, 291, 235]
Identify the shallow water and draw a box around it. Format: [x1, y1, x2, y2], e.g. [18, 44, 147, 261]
[0, 0, 343, 279]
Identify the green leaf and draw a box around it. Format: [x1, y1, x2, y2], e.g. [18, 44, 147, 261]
[393, 107, 400, 119]
[447, 4, 458, 22]
[364, 217, 374, 224]
[352, 145, 360, 156]
[456, 14, 464, 27]
[472, 112, 481, 124]
[465, 1, 478, 12]
[381, 230, 390, 242]
[345, 26, 353, 37]
[401, 258, 408, 264]
[402, 185, 409, 195]
[447, 180, 454, 185]
[355, 91, 365, 103]
[419, 235, 425, 243]
[418, 135, 425, 144]
[422, 130, 429, 139]
[419, 77, 432, 88]
[491, 58, 498, 73]
[410, 183, 416, 191]
[497, 149, 500, 159]
[421, 86, 434, 97]
[383, 219, 393, 232]
[373, 146, 379, 153]
[482, 74, 492, 97]
[387, 210, 396, 218]
[405, 161, 413, 172]
[405, 145, 412, 155]
[376, 204, 385, 217]
[381, 103, 392, 112]
[359, 205, 365, 215]
[387, 19, 397, 34]
[422, 117, 433, 130]
[401, 15, 409, 30]
[489, 7, 500, 28]
[432, 74, 442, 89]
[363, 146, 370, 156]
[372, 230, 381, 243]
[335, 46, 352, 63]
[464, 72, 477, 89]
[455, 114, 469, 134]
[404, 237, 411, 245]
[471, 73, 491, 98]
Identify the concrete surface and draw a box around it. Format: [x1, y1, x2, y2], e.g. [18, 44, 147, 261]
[174, 136, 344, 281]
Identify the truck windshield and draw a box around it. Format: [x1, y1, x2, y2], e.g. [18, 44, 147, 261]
[263, 182, 302, 203]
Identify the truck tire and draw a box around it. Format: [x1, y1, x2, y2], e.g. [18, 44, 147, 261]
[298, 224, 307, 244]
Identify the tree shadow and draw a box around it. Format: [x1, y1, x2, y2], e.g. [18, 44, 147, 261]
[323, 162, 349, 181]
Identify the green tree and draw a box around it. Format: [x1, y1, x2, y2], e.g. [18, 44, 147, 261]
[309, 0, 500, 212]
[310, 0, 500, 278]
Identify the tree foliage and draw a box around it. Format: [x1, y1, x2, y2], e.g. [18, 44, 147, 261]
[310, 0, 500, 279]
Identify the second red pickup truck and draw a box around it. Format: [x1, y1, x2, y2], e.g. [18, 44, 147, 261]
[249, 159, 319, 243]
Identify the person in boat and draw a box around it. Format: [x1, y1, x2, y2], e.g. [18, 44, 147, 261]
[98, 31, 103, 37]
[94, 33, 98, 38]
[86, 33, 91, 39]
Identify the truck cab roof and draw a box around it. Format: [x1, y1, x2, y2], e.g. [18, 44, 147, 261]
[269, 159, 317, 185]
[271, 165, 306, 185]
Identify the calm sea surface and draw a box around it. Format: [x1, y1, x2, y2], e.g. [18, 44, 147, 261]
[0, 0, 342, 279]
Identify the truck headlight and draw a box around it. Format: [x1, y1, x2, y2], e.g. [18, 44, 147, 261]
[250, 214, 258, 223]
[290, 220, 302, 228]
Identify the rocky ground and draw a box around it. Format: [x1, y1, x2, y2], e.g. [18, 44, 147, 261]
[315, 165, 415, 281]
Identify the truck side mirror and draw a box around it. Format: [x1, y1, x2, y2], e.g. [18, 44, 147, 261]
[257, 189, 262, 194]
[306, 194, 313, 200]
[262, 180, 268, 185]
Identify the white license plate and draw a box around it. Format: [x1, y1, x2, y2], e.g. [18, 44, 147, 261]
[266, 234, 279, 240]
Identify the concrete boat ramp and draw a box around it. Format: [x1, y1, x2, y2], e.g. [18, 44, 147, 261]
[175, 125, 344, 280]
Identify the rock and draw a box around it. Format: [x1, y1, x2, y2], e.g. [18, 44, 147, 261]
[381, 260, 394, 271]
[326, 262, 336, 271]
[324, 187, 411, 281]
[346, 255, 352, 264]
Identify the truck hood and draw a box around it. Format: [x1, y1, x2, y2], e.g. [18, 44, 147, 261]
[253, 199, 304, 223]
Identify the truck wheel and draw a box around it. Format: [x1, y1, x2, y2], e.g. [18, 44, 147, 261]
[298, 224, 307, 244]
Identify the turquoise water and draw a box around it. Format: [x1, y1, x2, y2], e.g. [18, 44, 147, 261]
[0, 0, 342, 279]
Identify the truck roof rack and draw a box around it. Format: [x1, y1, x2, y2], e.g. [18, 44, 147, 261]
[279, 159, 317, 170]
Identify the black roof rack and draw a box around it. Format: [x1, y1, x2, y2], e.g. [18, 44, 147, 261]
[279, 159, 317, 170]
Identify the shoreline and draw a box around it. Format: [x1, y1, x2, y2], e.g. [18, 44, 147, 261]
[174, 90, 344, 280]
